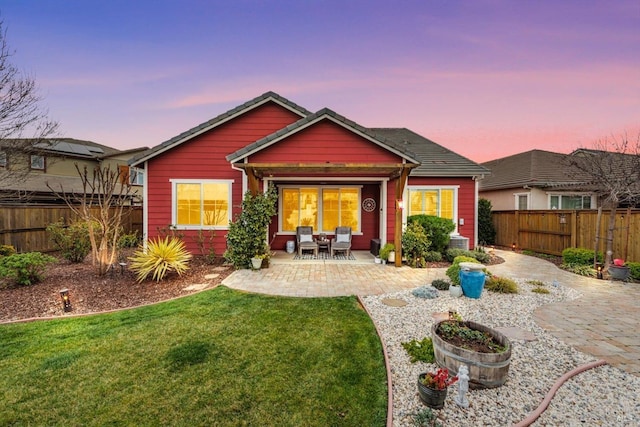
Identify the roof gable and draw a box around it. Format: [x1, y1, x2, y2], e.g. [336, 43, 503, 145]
[130, 91, 311, 166]
[226, 108, 420, 164]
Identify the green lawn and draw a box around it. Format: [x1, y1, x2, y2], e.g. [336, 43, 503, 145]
[0, 286, 387, 426]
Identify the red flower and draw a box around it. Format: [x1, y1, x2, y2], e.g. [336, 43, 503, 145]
[420, 368, 458, 390]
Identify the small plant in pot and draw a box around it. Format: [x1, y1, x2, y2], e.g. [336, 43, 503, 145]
[379, 243, 395, 264]
[417, 367, 458, 409]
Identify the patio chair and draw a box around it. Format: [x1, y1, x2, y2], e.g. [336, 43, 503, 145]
[330, 226, 352, 257]
[296, 226, 318, 256]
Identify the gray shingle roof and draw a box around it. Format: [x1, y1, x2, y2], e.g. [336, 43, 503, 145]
[370, 128, 489, 177]
[479, 150, 584, 191]
[226, 108, 420, 164]
[129, 91, 311, 166]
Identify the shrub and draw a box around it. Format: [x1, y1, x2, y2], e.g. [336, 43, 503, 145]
[224, 185, 278, 269]
[46, 219, 92, 263]
[0, 252, 56, 286]
[378, 243, 395, 261]
[401, 337, 435, 363]
[0, 245, 16, 257]
[560, 264, 597, 277]
[129, 237, 192, 282]
[478, 198, 496, 245]
[407, 215, 455, 253]
[532, 286, 550, 294]
[628, 262, 640, 281]
[445, 256, 480, 285]
[402, 222, 431, 267]
[423, 251, 443, 262]
[411, 285, 439, 299]
[526, 279, 545, 286]
[412, 407, 442, 427]
[562, 247, 603, 266]
[485, 276, 518, 293]
[117, 230, 141, 248]
[431, 279, 450, 290]
[445, 248, 490, 264]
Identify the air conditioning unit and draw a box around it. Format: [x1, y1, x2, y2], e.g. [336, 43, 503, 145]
[448, 236, 469, 250]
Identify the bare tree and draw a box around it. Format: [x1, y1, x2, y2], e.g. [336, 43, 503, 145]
[565, 133, 640, 268]
[0, 19, 58, 197]
[48, 164, 136, 276]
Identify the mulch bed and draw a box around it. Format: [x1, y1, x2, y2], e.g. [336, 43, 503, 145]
[0, 250, 234, 323]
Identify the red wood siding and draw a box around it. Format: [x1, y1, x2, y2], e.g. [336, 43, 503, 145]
[145, 102, 302, 254]
[250, 120, 402, 164]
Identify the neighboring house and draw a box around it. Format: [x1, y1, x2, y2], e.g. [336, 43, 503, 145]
[479, 149, 597, 211]
[0, 138, 148, 204]
[130, 91, 489, 256]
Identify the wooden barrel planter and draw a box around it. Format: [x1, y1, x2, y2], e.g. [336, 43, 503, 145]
[431, 320, 511, 389]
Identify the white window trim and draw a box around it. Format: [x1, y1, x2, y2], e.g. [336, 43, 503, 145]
[514, 192, 529, 210]
[130, 167, 144, 186]
[405, 185, 460, 234]
[170, 179, 234, 230]
[278, 185, 363, 234]
[547, 193, 594, 210]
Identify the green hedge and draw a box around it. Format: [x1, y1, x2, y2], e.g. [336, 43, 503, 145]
[562, 247, 603, 266]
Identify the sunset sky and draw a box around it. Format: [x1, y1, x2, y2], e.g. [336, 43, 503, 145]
[2, 0, 638, 162]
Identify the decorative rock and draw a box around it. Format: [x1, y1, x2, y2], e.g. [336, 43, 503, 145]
[381, 298, 408, 307]
[204, 273, 220, 280]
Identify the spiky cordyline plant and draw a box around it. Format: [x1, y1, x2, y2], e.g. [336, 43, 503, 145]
[129, 236, 192, 283]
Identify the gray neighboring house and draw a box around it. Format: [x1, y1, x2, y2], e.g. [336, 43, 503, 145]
[479, 149, 596, 211]
[0, 138, 148, 204]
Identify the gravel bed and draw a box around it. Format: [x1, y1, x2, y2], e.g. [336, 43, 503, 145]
[361, 280, 640, 426]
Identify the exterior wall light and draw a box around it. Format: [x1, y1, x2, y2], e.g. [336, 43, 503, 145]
[396, 199, 404, 210]
[60, 289, 72, 312]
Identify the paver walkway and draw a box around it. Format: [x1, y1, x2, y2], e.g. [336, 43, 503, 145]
[222, 249, 640, 376]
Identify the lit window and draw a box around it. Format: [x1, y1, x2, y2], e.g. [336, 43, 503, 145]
[0, 152, 6, 167]
[172, 180, 232, 228]
[30, 155, 45, 170]
[407, 188, 456, 220]
[281, 186, 360, 233]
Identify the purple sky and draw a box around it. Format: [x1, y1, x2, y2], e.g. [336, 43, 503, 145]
[2, 0, 638, 162]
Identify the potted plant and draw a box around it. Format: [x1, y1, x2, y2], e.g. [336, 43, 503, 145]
[608, 258, 630, 281]
[251, 253, 267, 270]
[449, 283, 463, 298]
[379, 243, 395, 264]
[417, 367, 458, 409]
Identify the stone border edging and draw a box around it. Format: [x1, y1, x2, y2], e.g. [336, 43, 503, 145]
[357, 295, 393, 427]
[512, 359, 608, 427]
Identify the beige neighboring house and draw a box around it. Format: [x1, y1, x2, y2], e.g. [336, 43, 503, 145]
[479, 149, 596, 210]
[0, 138, 148, 204]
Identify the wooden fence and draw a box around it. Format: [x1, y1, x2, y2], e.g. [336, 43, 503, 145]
[0, 205, 143, 253]
[492, 209, 639, 262]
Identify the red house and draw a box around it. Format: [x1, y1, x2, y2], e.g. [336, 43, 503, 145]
[130, 92, 488, 263]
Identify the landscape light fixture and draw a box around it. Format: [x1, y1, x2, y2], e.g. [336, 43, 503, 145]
[396, 199, 404, 210]
[511, 243, 516, 251]
[596, 263, 603, 280]
[60, 289, 72, 312]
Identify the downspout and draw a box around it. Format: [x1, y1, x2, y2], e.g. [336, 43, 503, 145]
[142, 160, 149, 249]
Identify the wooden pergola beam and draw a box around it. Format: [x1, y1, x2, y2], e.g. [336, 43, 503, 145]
[394, 166, 411, 267]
